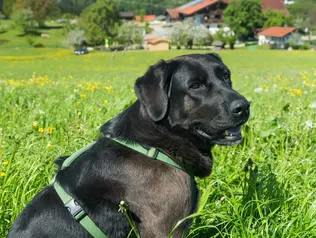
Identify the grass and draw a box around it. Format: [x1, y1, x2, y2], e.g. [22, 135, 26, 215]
[0, 48, 315, 237]
[0, 20, 66, 49]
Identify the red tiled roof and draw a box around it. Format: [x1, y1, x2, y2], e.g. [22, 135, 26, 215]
[166, 8, 180, 19]
[262, 0, 289, 15]
[135, 15, 156, 22]
[167, 0, 230, 18]
[258, 27, 296, 37]
[180, 0, 217, 15]
[145, 37, 169, 44]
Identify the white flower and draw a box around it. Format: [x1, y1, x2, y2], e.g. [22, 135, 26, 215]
[254, 87, 263, 93]
[309, 102, 316, 109]
[305, 120, 313, 129]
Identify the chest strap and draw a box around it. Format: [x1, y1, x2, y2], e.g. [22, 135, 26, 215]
[53, 142, 108, 238]
[52, 137, 192, 238]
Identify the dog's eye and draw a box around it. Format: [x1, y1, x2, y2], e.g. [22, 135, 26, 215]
[190, 82, 203, 89]
[223, 73, 230, 81]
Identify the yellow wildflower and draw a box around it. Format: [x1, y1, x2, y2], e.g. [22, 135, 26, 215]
[47, 143, 52, 148]
[68, 75, 73, 79]
[104, 100, 109, 104]
[2, 161, 8, 166]
[47, 127, 54, 134]
[0, 172, 5, 177]
[80, 94, 87, 99]
[38, 127, 44, 133]
[32, 72, 36, 75]
[32, 121, 38, 127]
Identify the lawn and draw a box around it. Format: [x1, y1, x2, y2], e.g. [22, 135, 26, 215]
[0, 49, 315, 237]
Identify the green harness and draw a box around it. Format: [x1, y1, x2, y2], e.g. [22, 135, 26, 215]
[52, 136, 192, 238]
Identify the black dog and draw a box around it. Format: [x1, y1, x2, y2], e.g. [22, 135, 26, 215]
[7, 53, 249, 238]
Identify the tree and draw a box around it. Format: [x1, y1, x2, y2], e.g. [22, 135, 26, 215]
[15, 0, 57, 27]
[169, 19, 213, 48]
[117, 21, 144, 45]
[2, 0, 15, 17]
[214, 28, 238, 49]
[263, 9, 287, 28]
[169, 18, 195, 48]
[12, 8, 35, 33]
[224, 0, 263, 40]
[289, 0, 316, 33]
[63, 28, 86, 48]
[79, 0, 120, 46]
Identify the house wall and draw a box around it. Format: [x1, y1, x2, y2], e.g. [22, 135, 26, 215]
[148, 42, 169, 51]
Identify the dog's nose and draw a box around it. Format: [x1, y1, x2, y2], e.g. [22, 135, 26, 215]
[230, 100, 250, 118]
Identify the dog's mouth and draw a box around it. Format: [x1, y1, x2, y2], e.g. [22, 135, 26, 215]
[196, 127, 243, 146]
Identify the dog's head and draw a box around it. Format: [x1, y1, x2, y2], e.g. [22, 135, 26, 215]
[135, 53, 250, 148]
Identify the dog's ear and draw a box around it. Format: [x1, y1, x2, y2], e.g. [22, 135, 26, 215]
[207, 53, 223, 63]
[135, 60, 170, 122]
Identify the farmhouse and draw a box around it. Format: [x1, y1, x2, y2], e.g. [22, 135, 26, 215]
[145, 37, 169, 51]
[258, 27, 296, 49]
[165, 0, 230, 30]
[165, 0, 288, 26]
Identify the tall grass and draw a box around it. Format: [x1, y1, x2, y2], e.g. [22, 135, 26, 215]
[0, 50, 315, 237]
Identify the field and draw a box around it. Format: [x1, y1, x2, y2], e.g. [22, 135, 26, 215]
[0, 49, 315, 237]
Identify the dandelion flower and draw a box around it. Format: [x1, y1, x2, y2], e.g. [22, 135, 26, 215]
[2, 161, 8, 166]
[47, 127, 54, 134]
[38, 127, 44, 133]
[104, 100, 109, 104]
[80, 94, 87, 99]
[32, 121, 38, 127]
[0, 172, 5, 177]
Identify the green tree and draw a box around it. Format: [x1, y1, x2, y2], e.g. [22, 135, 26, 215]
[117, 21, 143, 45]
[79, 0, 120, 46]
[16, 0, 57, 27]
[224, 0, 263, 40]
[12, 8, 35, 33]
[2, 0, 15, 17]
[263, 9, 292, 28]
[288, 0, 316, 33]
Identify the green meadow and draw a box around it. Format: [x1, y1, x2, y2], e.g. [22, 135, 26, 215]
[0, 49, 315, 237]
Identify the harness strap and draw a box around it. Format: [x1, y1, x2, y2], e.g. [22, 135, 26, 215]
[52, 136, 192, 238]
[108, 135, 193, 177]
[54, 182, 108, 238]
[52, 142, 108, 238]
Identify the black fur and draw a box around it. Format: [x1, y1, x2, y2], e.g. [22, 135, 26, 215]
[7, 54, 250, 238]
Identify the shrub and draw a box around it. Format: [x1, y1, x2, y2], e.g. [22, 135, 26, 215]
[12, 9, 35, 33]
[117, 21, 144, 45]
[63, 28, 86, 49]
[214, 28, 238, 49]
[0, 12, 6, 20]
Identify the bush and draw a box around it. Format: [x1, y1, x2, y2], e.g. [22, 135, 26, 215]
[63, 28, 86, 48]
[12, 9, 35, 33]
[117, 21, 143, 45]
[33, 43, 45, 48]
[0, 12, 6, 20]
[26, 35, 36, 46]
[0, 22, 8, 34]
[214, 29, 238, 49]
